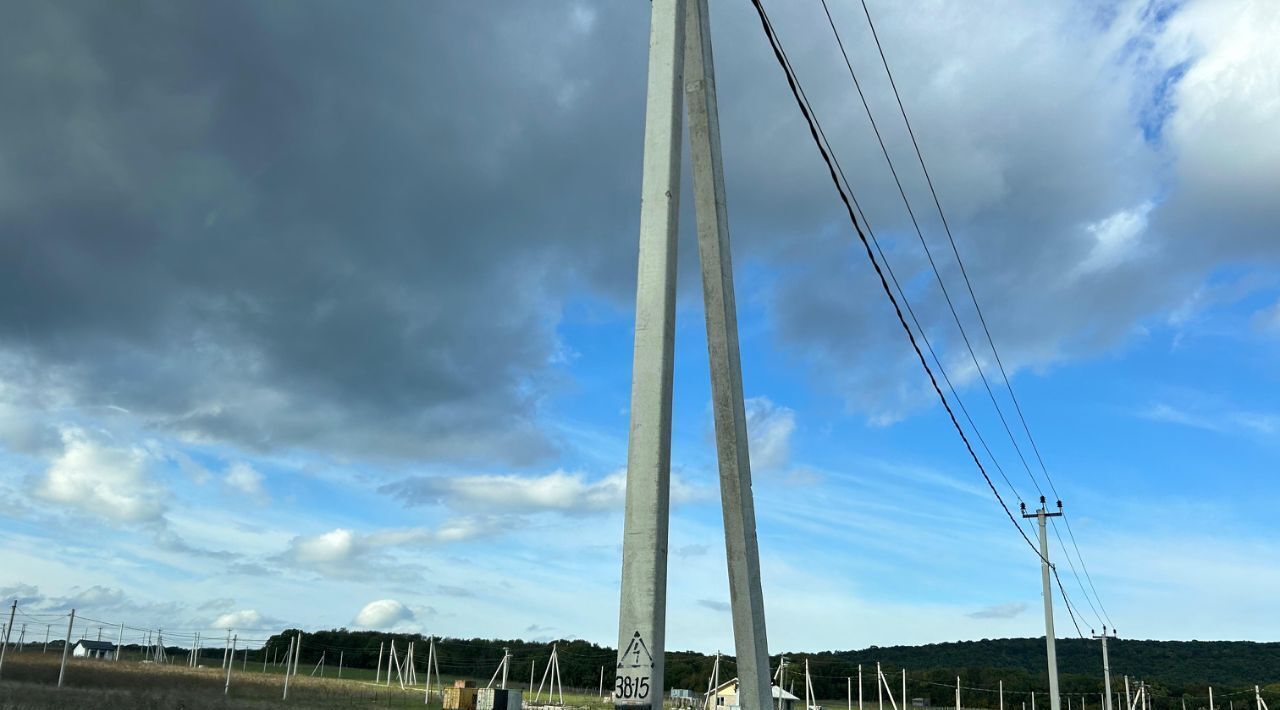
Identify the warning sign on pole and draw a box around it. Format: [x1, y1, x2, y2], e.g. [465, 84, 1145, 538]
[614, 631, 655, 706]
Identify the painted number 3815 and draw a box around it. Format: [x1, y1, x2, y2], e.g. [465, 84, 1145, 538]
[615, 675, 651, 701]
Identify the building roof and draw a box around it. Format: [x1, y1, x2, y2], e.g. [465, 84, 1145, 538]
[75, 640, 117, 651]
[712, 678, 801, 702]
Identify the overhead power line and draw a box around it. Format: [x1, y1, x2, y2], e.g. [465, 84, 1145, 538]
[747, 0, 1041, 561]
[747, 0, 1095, 623]
[844, 0, 1113, 626]
[818, 0, 1047, 504]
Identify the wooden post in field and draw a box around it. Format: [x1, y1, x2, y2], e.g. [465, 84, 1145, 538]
[377, 641, 384, 684]
[339, 650, 344, 679]
[57, 610, 75, 688]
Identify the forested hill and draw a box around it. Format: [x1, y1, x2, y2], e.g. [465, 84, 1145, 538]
[261, 630, 1279, 706]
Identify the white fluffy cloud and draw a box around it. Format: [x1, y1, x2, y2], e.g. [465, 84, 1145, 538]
[32, 428, 164, 523]
[223, 462, 268, 504]
[744, 397, 796, 472]
[277, 520, 505, 579]
[212, 609, 264, 629]
[355, 599, 414, 629]
[382, 469, 706, 515]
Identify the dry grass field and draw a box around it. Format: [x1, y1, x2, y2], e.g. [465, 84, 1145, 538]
[0, 652, 620, 709]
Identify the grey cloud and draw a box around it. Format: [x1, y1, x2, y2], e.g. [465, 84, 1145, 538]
[0, 1, 654, 464]
[967, 602, 1028, 619]
[3, 582, 217, 631]
[674, 544, 709, 558]
[0, 0, 1275, 464]
[696, 599, 730, 613]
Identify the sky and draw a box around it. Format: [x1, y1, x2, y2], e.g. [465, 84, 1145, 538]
[0, 0, 1278, 657]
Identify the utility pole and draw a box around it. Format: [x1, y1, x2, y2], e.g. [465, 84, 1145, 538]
[1023, 497, 1064, 710]
[1092, 627, 1116, 710]
[614, 0, 771, 707]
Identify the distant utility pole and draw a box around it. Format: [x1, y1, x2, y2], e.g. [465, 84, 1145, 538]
[1091, 626, 1116, 710]
[614, 0, 770, 708]
[1023, 497, 1064, 710]
[0, 600, 15, 678]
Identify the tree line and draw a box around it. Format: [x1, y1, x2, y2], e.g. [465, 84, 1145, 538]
[258, 631, 1279, 705]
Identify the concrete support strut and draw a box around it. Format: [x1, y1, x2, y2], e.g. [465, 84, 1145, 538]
[613, 0, 685, 703]
[615, 0, 771, 707]
[684, 0, 772, 707]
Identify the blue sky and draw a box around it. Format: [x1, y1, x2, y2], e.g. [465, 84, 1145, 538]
[0, 0, 1278, 654]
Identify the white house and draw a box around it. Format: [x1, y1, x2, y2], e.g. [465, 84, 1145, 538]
[708, 678, 799, 710]
[72, 640, 116, 660]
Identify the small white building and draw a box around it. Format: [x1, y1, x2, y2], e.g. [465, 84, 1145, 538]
[72, 640, 117, 660]
[709, 678, 799, 710]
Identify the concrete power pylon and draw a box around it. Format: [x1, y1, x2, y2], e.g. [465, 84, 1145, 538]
[614, 0, 771, 708]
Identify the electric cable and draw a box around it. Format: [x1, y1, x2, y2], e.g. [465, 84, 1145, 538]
[854, 0, 1113, 627]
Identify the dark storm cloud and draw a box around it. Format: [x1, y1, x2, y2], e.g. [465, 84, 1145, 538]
[0, 0, 1276, 465]
[0, 2, 654, 462]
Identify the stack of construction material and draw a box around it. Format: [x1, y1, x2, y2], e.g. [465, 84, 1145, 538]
[444, 680, 479, 710]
